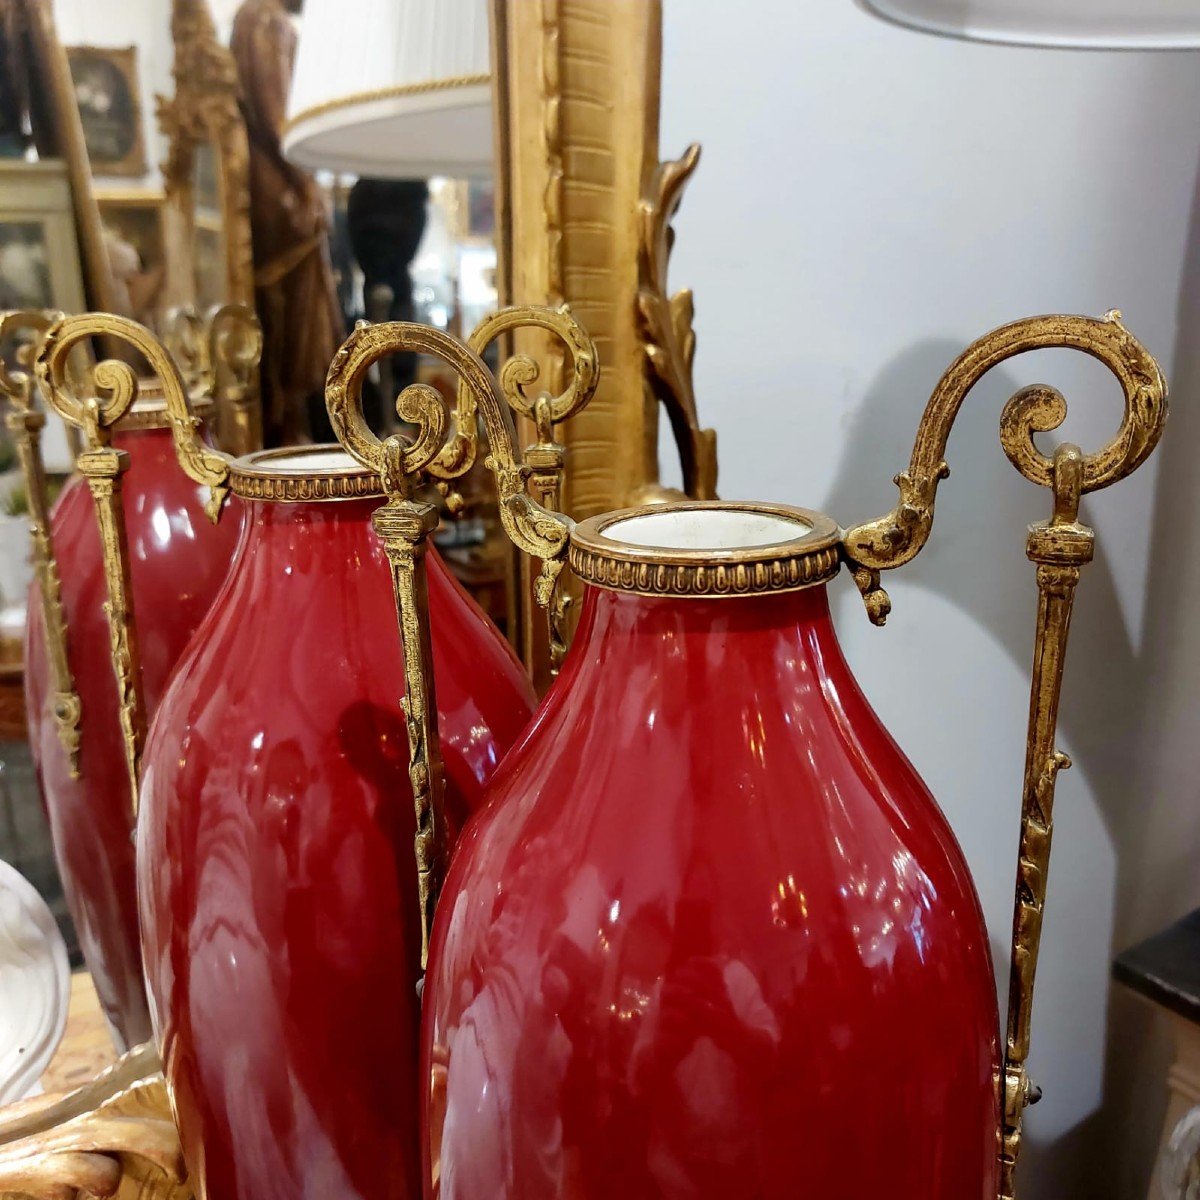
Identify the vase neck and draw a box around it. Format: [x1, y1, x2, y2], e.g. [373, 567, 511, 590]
[564, 581, 840, 687]
[112, 425, 172, 453]
[241, 495, 380, 537]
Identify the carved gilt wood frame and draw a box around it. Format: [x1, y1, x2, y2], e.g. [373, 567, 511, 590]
[158, 0, 253, 313]
[156, 0, 260, 453]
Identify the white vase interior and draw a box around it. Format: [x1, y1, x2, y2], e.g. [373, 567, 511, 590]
[255, 448, 364, 474]
[604, 508, 813, 552]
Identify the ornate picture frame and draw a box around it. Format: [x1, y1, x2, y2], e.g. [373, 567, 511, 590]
[65, 45, 147, 177]
[96, 188, 168, 327]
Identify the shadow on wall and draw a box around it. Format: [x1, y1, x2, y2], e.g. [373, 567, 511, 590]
[821, 295, 1195, 1196]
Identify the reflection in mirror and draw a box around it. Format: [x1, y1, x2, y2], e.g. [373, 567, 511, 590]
[190, 141, 227, 310]
[0, 2, 262, 1072]
[230, 0, 341, 447]
[324, 172, 508, 632]
[280, 0, 515, 630]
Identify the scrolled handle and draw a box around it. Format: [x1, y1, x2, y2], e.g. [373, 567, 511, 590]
[325, 312, 596, 970]
[471, 302, 599, 432]
[35, 314, 236, 810]
[837, 311, 1167, 1200]
[0, 309, 60, 411]
[207, 303, 264, 457]
[842, 310, 1167, 623]
[162, 305, 211, 393]
[427, 304, 598, 483]
[326, 318, 574, 593]
[37, 313, 233, 523]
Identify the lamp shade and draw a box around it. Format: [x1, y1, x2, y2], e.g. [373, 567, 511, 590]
[283, 0, 492, 177]
[858, 0, 1200, 48]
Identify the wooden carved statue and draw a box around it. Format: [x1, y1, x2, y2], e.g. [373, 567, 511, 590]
[230, 0, 342, 444]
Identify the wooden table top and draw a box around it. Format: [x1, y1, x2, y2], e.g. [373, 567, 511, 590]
[1113, 907, 1200, 1027]
[40, 970, 120, 1094]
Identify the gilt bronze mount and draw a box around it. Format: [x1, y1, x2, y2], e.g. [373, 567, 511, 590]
[328, 304, 1166, 1200]
[841, 308, 1167, 1198]
[34, 313, 234, 814]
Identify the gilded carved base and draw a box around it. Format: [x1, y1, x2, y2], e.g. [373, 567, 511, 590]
[0, 1046, 189, 1200]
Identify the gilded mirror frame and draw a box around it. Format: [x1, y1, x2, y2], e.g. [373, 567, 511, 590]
[490, 0, 717, 685]
[157, 0, 254, 317]
[156, 0, 259, 452]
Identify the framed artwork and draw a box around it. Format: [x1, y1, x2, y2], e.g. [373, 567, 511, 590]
[96, 189, 167, 326]
[96, 190, 165, 271]
[0, 161, 86, 313]
[0, 162, 86, 473]
[65, 45, 146, 177]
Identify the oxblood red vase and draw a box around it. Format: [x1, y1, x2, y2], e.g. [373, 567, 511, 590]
[137, 446, 537, 1200]
[25, 397, 239, 1049]
[422, 501, 1000, 1199]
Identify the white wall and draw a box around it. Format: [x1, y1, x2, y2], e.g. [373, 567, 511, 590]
[53, 0, 175, 187]
[662, 2, 1200, 1195]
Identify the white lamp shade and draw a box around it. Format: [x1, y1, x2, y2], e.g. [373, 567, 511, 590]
[283, 0, 492, 178]
[859, 0, 1200, 48]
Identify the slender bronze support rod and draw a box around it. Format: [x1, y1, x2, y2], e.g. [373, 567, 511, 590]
[999, 443, 1092, 1198]
[0, 311, 82, 775]
[36, 313, 234, 812]
[841, 311, 1168, 1199]
[374, 473, 447, 970]
[326, 310, 598, 966]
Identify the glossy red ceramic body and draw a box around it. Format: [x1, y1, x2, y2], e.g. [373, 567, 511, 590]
[137, 494, 537, 1200]
[25, 425, 240, 1048]
[422, 582, 1001, 1198]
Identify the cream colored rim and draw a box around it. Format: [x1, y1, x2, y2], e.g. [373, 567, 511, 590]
[569, 500, 843, 598]
[116, 380, 215, 432]
[228, 445, 383, 503]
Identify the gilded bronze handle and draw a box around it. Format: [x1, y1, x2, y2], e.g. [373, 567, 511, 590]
[207, 303, 263, 457]
[0, 310, 82, 775]
[457, 305, 598, 669]
[162, 305, 211, 394]
[841, 310, 1167, 1200]
[38, 314, 234, 522]
[842, 311, 1165, 624]
[326, 314, 585, 968]
[35, 314, 235, 813]
[427, 302, 599, 498]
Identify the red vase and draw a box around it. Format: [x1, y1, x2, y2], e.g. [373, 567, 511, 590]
[421, 501, 1000, 1198]
[25, 396, 239, 1049]
[137, 446, 537, 1200]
